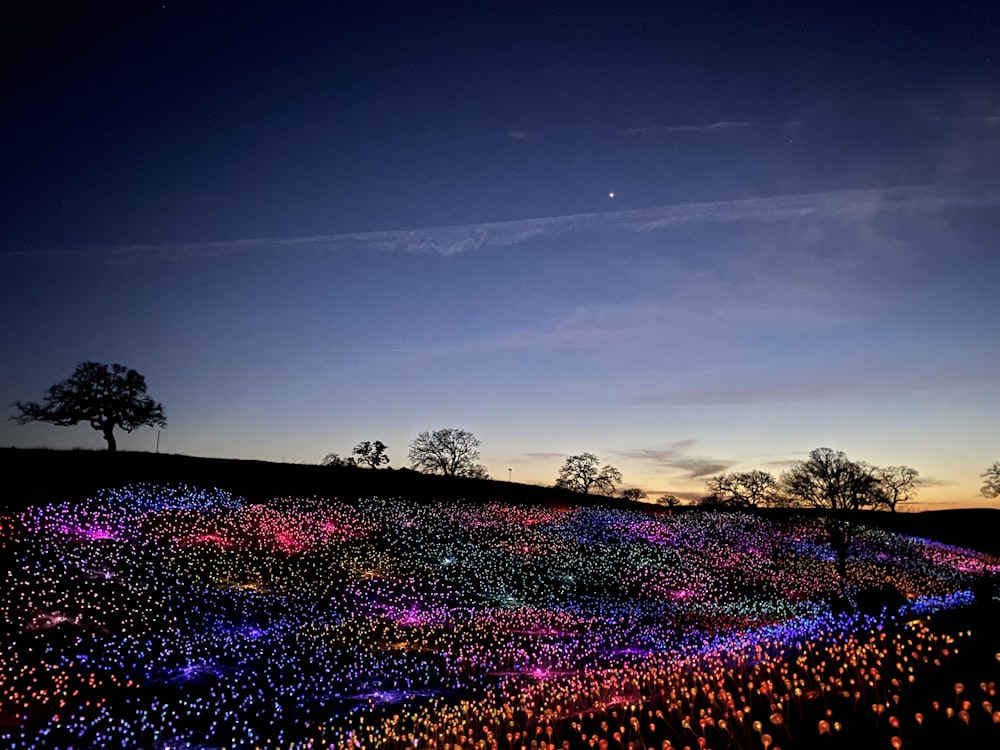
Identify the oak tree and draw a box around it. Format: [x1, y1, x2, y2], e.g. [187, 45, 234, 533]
[982, 461, 1000, 498]
[12, 361, 166, 452]
[873, 465, 920, 512]
[704, 470, 779, 508]
[408, 428, 488, 478]
[781, 447, 881, 581]
[619, 487, 647, 502]
[555, 453, 623, 495]
[353, 440, 390, 468]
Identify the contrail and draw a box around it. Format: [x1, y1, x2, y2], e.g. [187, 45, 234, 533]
[4, 184, 998, 261]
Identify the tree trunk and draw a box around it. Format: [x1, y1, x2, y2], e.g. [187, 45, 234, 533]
[835, 547, 848, 581]
[103, 426, 117, 452]
[825, 518, 850, 583]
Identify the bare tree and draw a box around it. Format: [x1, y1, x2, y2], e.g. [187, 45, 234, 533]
[873, 465, 920, 511]
[12, 361, 166, 452]
[982, 461, 1000, 498]
[555, 453, 623, 495]
[781, 447, 881, 581]
[704, 470, 779, 508]
[353, 440, 390, 469]
[619, 487, 647, 502]
[408, 428, 488, 478]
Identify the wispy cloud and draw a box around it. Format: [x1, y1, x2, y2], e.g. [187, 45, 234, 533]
[916, 476, 958, 488]
[5, 184, 998, 261]
[760, 458, 803, 470]
[622, 120, 758, 135]
[505, 129, 528, 139]
[921, 115, 1000, 127]
[509, 451, 565, 463]
[615, 441, 734, 480]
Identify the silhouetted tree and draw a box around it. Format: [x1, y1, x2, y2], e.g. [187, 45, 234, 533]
[11, 361, 166, 452]
[982, 461, 1000, 498]
[704, 470, 779, 508]
[619, 487, 647, 502]
[408, 428, 488, 478]
[873, 465, 920, 511]
[781, 447, 881, 581]
[353, 440, 389, 468]
[555, 453, 622, 495]
[321, 453, 358, 467]
[657, 494, 681, 508]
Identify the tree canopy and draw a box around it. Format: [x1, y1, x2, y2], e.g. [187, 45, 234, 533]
[656, 494, 681, 508]
[703, 470, 780, 508]
[873, 465, 920, 512]
[353, 440, 389, 469]
[982, 461, 1000, 498]
[12, 361, 166, 452]
[408, 428, 488, 478]
[619, 487, 647, 503]
[554, 453, 622, 495]
[321, 453, 358, 467]
[781, 448, 881, 513]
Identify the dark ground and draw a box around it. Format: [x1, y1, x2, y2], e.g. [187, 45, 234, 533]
[0, 447, 604, 509]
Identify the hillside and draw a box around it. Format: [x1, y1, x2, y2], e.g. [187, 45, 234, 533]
[4, 449, 1000, 749]
[3, 447, 998, 556]
[0, 447, 598, 510]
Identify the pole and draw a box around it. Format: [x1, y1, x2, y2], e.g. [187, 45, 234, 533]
[156, 430, 160, 454]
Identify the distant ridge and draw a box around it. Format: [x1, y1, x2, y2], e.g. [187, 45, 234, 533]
[3, 447, 998, 556]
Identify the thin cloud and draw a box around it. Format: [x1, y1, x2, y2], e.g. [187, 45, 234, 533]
[615, 441, 734, 480]
[622, 121, 758, 135]
[506, 129, 528, 139]
[509, 451, 565, 463]
[760, 458, 802, 470]
[916, 476, 958, 488]
[5, 184, 998, 261]
[667, 120, 758, 133]
[921, 115, 1000, 127]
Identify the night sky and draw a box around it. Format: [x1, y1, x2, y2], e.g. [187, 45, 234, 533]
[3, 1, 998, 506]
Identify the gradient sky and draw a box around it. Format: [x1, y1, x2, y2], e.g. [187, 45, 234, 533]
[2, 1, 998, 507]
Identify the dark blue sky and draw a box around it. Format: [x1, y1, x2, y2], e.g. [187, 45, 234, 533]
[3, 1, 998, 504]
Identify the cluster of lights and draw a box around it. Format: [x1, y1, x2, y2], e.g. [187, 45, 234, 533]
[2, 487, 998, 749]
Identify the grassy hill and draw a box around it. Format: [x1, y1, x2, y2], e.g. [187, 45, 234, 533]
[3, 447, 998, 556]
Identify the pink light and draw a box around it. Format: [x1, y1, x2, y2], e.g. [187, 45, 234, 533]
[60, 525, 118, 541]
[178, 532, 236, 548]
[274, 530, 308, 553]
[26, 612, 77, 630]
